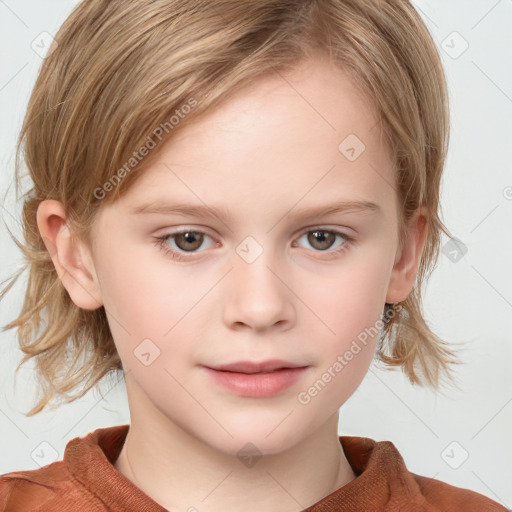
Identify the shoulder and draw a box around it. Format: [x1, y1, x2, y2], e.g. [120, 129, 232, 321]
[0, 462, 111, 512]
[411, 471, 509, 512]
[0, 424, 132, 511]
[0, 424, 128, 511]
[0, 461, 82, 511]
[339, 436, 509, 512]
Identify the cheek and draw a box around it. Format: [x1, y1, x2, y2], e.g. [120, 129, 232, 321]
[294, 246, 393, 400]
[294, 278, 386, 414]
[300, 247, 393, 341]
[94, 242, 207, 365]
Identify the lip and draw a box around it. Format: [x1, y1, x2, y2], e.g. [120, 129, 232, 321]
[202, 360, 309, 398]
[206, 359, 306, 374]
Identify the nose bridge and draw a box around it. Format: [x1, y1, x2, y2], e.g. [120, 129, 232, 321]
[222, 234, 293, 330]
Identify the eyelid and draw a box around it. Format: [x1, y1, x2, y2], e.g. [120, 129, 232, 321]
[295, 224, 354, 238]
[156, 225, 353, 244]
[155, 226, 217, 242]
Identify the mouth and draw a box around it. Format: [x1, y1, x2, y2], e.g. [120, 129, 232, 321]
[201, 360, 309, 398]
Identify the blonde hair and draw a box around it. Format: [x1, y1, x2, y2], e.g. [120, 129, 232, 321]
[1, 0, 461, 416]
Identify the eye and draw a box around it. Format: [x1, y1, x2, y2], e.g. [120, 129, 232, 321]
[154, 229, 216, 261]
[293, 228, 354, 258]
[154, 226, 355, 262]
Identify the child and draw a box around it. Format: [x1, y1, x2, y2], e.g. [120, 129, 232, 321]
[0, 0, 508, 510]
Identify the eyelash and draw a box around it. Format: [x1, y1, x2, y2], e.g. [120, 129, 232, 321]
[153, 227, 355, 262]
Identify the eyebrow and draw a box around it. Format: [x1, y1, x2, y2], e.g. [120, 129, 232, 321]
[130, 199, 381, 223]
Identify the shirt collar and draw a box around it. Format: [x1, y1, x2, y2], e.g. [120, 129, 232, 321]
[65, 424, 422, 511]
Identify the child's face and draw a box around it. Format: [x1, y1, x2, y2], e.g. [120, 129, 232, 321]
[85, 57, 417, 454]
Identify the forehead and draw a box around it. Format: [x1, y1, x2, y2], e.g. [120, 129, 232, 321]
[112, 57, 395, 221]
[161, 57, 383, 162]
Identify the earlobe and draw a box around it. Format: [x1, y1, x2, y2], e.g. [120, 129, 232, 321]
[385, 208, 429, 304]
[36, 200, 103, 310]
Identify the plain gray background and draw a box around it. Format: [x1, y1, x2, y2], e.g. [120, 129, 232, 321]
[0, 0, 511, 507]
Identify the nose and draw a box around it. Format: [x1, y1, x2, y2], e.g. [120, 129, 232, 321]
[222, 242, 295, 332]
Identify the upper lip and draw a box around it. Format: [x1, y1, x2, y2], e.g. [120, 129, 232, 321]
[205, 359, 307, 374]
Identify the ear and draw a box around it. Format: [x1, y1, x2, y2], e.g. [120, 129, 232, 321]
[386, 207, 429, 304]
[36, 199, 103, 310]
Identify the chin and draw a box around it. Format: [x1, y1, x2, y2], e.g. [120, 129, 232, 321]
[201, 421, 308, 459]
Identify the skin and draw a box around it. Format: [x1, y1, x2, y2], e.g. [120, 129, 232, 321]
[37, 56, 427, 512]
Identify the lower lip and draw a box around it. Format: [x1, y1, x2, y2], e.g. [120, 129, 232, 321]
[202, 367, 308, 398]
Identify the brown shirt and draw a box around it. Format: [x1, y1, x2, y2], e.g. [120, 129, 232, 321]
[0, 424, 507, 511]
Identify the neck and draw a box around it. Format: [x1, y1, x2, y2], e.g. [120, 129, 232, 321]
[114, 375, 357, 512]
